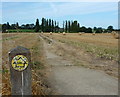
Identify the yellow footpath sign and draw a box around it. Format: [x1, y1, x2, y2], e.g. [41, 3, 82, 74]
[12, 55, 29, 71]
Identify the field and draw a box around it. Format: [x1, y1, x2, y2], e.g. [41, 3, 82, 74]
[43, 33, 118, 77]
[1, 32, 118, 95]
[7, 29, 35, 33]
[1, 33, 52, 95]
[44, 33, 118, 60]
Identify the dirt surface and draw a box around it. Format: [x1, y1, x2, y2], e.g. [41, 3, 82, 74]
[39, 34, 118, 95]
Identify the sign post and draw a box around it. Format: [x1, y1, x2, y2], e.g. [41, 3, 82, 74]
[9, 46, 32, 95]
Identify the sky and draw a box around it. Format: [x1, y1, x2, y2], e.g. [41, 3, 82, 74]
[1, 2, 119, 29]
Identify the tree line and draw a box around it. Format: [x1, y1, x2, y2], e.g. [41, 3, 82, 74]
[35, 18, 59, 32]
[2, 18, 116, 33]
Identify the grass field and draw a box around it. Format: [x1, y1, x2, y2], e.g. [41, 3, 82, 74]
[8, 29, 35, 33]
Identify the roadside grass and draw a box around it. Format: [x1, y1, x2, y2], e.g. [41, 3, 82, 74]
[2, 65, 11, 95]
[2, 33, 50, 95]
[32, 61, 44, 70]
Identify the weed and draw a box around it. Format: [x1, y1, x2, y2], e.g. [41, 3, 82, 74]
[32, 61, 44, 70]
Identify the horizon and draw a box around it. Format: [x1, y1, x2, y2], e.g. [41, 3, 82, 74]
[1, 2, 118, 29]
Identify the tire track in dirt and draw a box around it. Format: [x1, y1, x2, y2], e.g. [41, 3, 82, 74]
[39, 34, 118, 95]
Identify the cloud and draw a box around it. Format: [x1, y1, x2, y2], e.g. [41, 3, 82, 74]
[2, 2, 117, 18]
[2, 2, 118, 28]
[28, 2, 117, 18]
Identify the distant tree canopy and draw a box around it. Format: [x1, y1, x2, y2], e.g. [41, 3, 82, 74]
[2, 18, 116, 33]
[86, 27, 92, 33]
[95, 27, 103, 33]
[21, 24, 35, 29]
[107, 25, 113, 33]
[64, 20, 80, 33]
[79, 26, 87, 32]
[2, 24, 7, 32]
[79, 26, 92, 33]
[41, 18, 59, 32]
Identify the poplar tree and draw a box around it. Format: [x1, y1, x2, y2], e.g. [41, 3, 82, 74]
[65, 20, 68, 32]
[68, 21, 71, 33]
[53, 21, 56, 32]
[41, 18, 45, 32]
[35, 19, 40, 32]
[63, 21, 65, 32]
[49, 19, 51, 32]
[52, 20, 54, 32]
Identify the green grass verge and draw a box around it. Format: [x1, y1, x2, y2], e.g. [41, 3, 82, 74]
[8, 29, 35, 33]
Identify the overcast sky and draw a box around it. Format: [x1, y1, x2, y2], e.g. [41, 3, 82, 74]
[1, 2, 118, 29]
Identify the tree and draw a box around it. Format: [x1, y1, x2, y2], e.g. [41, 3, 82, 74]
[57, 22, 59, 32]
[25, 24, 30, 29]
[79, 26, 86, 32]
[48, 19, 51, 32]
[96, 27, 103, 33]
[6, 22, 10, 29]
[86, 27, 92, 33]
[51, 20, 54, 32]
[29, 24, 35, 29]
[107, 26, 113, 33]
[45, 19, 49, 32]
[70, 21, 79, 32]
[55, 21, 57, 32]
[11, 24, 16, 29]
[2, 24, 7, 33]
[103, 29, 108, 33]
[63, 21, 65, 32]
[93, 27, 97, 33]
[68, 21, 71, 33]
[65, 20, 68, 33]
[35, 19, 40, 32]
[21, 24, 26, 29]
[41, 18, 45, 32]
[77, 23, 80, 32]
[16, 22, 19, 29]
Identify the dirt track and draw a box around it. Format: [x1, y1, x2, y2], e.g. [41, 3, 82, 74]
[39, 34, 118, 95]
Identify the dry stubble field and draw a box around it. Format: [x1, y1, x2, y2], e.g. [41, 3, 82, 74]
[43, 33, 118, 77]
[1, 32, 119, 95]
[1, 33, 51, 95]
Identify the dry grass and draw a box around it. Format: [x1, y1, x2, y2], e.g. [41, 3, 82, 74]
[43, 32, 118, 77]
[44, 33, 118, 47]
[2, 65, 11, 95]
[2, 33, 50, 95]
[111, 32, 119, 39]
